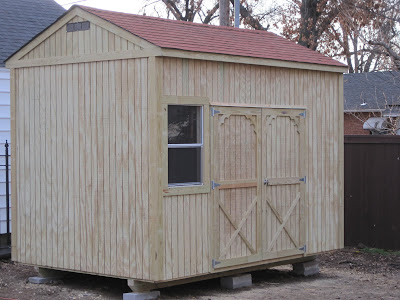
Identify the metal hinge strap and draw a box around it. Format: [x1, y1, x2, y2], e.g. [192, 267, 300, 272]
[299, 176, 307, 183]
[211, 107, 221, 117]
[212, 259, 221, 268]
[299, 111, 306, 118]
[212, 180, 221, 190]
[299, 245, 307, 252]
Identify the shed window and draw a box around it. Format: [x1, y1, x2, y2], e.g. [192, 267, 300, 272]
[168, 105, 203, 185]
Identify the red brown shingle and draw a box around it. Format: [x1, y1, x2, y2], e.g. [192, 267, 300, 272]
[80, 5, 346, 68]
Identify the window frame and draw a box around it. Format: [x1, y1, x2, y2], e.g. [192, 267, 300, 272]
[162, 96, 210, 196]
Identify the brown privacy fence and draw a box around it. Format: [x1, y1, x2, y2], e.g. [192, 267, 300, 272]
[344, 135, 400, 250]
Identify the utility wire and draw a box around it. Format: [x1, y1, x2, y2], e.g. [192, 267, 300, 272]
[60, 0, 90, 7]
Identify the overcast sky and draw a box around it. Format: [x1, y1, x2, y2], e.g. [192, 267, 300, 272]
[55, 0, 148, 13]
[54, 0, 280, 28]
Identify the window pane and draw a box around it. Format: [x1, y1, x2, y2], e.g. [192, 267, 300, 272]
[168, 105, 201, 144]
[168, 148, 201, 184]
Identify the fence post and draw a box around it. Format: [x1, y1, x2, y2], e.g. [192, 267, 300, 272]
[5, 140, 10, 246]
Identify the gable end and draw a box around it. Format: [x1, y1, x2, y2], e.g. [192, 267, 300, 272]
[6, 7, 159, 68]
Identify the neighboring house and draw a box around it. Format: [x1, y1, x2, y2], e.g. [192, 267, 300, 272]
[344, 71, 400, 135]
[0, 0, 64, 235]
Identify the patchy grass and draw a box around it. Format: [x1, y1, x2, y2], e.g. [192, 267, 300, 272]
[361, 247, 400, 256]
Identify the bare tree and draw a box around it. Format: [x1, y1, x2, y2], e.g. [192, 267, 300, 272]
[141, 0, 277, 30]
[279, 0, 400, 72]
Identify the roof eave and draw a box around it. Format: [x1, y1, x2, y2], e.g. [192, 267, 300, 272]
[160, 48, 348, 73]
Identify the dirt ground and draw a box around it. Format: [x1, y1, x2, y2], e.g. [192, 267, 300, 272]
[0, 247, 399, 300]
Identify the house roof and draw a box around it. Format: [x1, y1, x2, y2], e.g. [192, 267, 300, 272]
[0, 0, 65, 67]
[344, 71, 400, 115]
[78, 5, 346, 68]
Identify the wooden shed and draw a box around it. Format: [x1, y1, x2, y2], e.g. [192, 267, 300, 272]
[6, 5, 347, 290]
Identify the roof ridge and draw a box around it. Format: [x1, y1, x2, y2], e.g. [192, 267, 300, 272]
[78, 5, 274, 35]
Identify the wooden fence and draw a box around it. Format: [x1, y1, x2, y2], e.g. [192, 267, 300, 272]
[344, 135, 400, 250]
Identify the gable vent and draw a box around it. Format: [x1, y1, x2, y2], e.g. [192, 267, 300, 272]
[66, 21, 90, 32]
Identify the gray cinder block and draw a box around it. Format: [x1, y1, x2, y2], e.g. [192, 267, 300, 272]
[29, 267, 65, 284]
[292, 259, 320, 276]
[123, 291, 160, 300]
[28, 276, 56, 284]
[220, 273, 252, 289]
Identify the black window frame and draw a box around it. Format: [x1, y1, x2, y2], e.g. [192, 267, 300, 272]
[167, 105, 204, 186]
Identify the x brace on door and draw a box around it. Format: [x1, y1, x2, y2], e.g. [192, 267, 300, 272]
[218, 195, 258, 259]
[266, 192, 301, 251]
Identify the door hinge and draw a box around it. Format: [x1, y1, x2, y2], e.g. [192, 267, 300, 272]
[212, 180, 221, 190]
[299, 111, 306, 118]
[212, 259, 221, 268]
[211, 107, 221, 117]
[299, 176, 307, 183]
[299, 245, 307, 252]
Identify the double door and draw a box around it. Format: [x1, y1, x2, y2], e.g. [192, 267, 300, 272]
[211, 106, 306, 269]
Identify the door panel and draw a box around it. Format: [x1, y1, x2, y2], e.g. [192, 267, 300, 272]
[262, 108, 306, 258]
[211, 106, 306, 270]
[211, 107, 261, 269]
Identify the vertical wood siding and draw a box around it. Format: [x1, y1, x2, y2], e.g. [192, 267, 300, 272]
[162, 58, 343, 279]
[14, 58, 150, 279]
[163, 194, 210, 280]
[22, 16, 143, 60]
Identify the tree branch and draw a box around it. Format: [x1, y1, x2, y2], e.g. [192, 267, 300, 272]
[203, 3, 220, 24]
[229, 0, 266, 30]
[368, 40, 400, 61]
[162, 0, 183, 20]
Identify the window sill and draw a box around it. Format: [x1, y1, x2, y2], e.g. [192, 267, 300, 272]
[162, 184, 210, 196]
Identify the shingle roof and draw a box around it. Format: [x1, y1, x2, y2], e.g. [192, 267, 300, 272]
[79, 5, 346, 68]
[0, 0, 65, 67]
[344, 71, 400, 114]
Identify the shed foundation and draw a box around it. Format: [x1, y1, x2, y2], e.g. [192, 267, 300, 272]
[123, 291, 160, 300]
[292, 258, 320, 276]
[28, 267, 65, 284]
[220, 273, 252, 289]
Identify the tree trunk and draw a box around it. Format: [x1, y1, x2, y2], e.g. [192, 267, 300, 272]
[298, 0, 319, 49]
[220, 0, 230, 26]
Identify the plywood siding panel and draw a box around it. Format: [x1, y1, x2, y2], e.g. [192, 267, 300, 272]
[14, 59, 150, 280]
[163, 194, 210, 280]
[161, 58, 343, 279]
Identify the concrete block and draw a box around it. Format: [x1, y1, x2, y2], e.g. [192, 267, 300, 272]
[220, 273, 252, 289]
[29, 267, 65, 284]
[292, 259, 320, 276]
[38, 267, 65, 278]
[28, 276, 57, 284]
[123, 291, 160, 300]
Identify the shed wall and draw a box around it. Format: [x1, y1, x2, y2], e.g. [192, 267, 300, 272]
[14, 58, 151, 279]
[161, 58, 344, 280]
